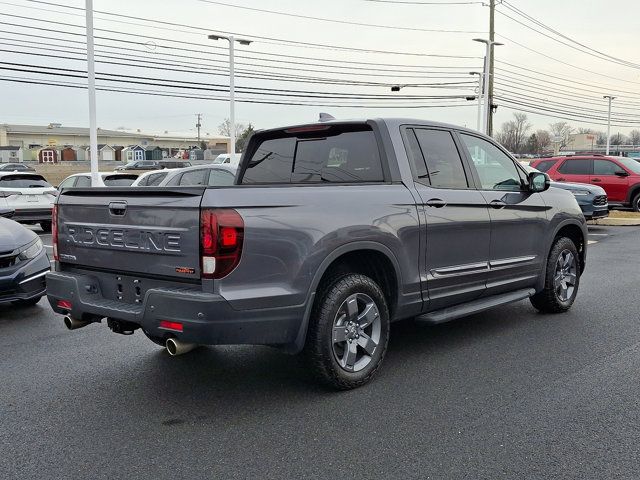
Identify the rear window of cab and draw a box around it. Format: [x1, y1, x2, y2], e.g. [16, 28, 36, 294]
[240, 124, 384, 184]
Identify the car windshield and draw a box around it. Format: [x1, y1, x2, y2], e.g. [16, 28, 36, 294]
[0, 174, 51, 188]
[212, 156, 227, 164]
[614, 157, 640, 174]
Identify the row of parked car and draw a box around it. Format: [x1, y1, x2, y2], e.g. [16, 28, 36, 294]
[0, 157, 240, 307]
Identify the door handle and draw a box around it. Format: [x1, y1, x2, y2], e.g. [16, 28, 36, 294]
[425, 198, 447, 208]
[489, 200, 506, 209]
[556, 177, 566, 181]
[591, 178, 601, 182]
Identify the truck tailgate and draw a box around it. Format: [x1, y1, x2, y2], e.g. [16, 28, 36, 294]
[56, 187, 205, 280]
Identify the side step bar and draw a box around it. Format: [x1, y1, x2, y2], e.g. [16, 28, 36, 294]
[415, 288, 536, 325]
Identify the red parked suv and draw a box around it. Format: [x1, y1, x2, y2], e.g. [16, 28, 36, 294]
[531, 155, 640, 211]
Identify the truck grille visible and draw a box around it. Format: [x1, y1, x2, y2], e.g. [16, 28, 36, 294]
[593, 195, 607, 206]
[0, 251, 17, 269]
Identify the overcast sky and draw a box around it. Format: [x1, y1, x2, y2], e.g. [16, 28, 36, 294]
[2, 0, 640, 137]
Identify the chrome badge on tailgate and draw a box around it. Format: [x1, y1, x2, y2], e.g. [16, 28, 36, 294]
[64, 223, 184, 254]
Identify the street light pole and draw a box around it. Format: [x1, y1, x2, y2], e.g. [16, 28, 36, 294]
[604, 95, 615, 155]
[208, 34, 252, 155]
[473, 38, 502, 135]
[469, 71, 483, 132]
[85, 0, 100, 186]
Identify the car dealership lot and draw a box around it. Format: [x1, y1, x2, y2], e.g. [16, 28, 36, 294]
[1, 225, 638, 479]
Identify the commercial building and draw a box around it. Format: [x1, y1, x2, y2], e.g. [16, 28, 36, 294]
[0, 123, 230, 162]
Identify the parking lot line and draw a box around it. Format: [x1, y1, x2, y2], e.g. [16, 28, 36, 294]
[588, 240, 598, 245]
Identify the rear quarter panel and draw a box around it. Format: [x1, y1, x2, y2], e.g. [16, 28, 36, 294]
[204, 184, 422, 313]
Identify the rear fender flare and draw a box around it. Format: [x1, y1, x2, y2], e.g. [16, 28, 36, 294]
[286, 241, 402, 354]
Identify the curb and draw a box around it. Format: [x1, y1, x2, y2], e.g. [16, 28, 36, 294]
[590, 218, 640, 226]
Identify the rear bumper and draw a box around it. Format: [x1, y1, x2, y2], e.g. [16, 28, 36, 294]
[46, 271, 305, 347]
[0, 251, 50, 304]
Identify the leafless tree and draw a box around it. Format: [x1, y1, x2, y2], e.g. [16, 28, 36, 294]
[629, 130, 640, 146]
[536, 130, 551, 152]
[610, 133, 628, 146]
[595, 131, 607, 146]
[497, 112, 532, 153]
[218, 119, 247, 138]
[549, 122, 573, 149]
[577, 128, 595, 134]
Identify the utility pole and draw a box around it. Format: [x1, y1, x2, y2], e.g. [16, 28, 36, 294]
[604, 95, 615, 155]
[488, 0, 496, 137]
[196, 113, 202, 143]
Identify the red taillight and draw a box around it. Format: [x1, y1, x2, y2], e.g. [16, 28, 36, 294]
[159, 320, 183, 332]
[200, 209, 244, 279]
[57, 299, 72, 310]
[52, 204, 59, 261]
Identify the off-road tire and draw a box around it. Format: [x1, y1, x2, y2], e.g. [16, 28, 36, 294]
[305, 274, 390, 390]
[530, 237, 580, 313]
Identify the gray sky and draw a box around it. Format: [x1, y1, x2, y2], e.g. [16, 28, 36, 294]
[2, 0, 640, 137]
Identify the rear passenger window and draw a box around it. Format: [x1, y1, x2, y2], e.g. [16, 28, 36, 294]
[75, 176, 91, 187]
[208, 169, 235, 186]
[558, 159, 592, 175]
[412, 129, 468, 189]
[534, 159, 557, 172]
[179, 169, 207, 186]
[241, 126, 384, 184]
[146, 172, 165, 186]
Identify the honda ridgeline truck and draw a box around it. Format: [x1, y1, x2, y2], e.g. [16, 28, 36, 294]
[47, 119, 587, 389]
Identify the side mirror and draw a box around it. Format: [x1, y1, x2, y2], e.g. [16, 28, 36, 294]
[615, 170, 629, 177]
[528, 171, 550, 193]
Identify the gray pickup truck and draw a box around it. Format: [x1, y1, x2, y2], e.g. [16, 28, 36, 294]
[47, 118, 587, 389]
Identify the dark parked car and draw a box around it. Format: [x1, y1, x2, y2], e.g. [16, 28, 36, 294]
[0, 163, 35, 172]
[524, 165, 608, 220]
[0, 208, 49, 306]
[531, 155, 640, 211]
[48, 118, 587, 389]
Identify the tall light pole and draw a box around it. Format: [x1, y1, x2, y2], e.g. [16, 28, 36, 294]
[85, 0, 101, 186]
[208, 34, 252, 155]
[604, 95, 615, 155]
[473, 38, 502, 135]
[469, 71, 483, 132]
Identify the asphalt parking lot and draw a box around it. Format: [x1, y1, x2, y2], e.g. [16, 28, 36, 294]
[2, 225, 639, 479]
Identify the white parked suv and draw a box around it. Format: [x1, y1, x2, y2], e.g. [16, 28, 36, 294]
[0, 172, 57, 232]
[57, 172, 139, 190]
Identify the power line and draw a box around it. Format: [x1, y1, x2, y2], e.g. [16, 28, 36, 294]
[501, 1, 640, 70]
[496, 32, 640, 87]
[0, 75, 476, 109]
[0, 61, 476, 100]
[12, 3, 480, 59]
[0, 31, 475, 78]
[197, 0, 485, 33]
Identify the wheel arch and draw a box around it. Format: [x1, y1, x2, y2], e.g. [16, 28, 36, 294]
[288, 241, 402, 354]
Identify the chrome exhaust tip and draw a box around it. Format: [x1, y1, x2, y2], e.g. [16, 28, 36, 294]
[165, 338, 197, 356]
[63, 315, 90, 330]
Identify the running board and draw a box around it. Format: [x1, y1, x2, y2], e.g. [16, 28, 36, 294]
[415, 288, 536, 325]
